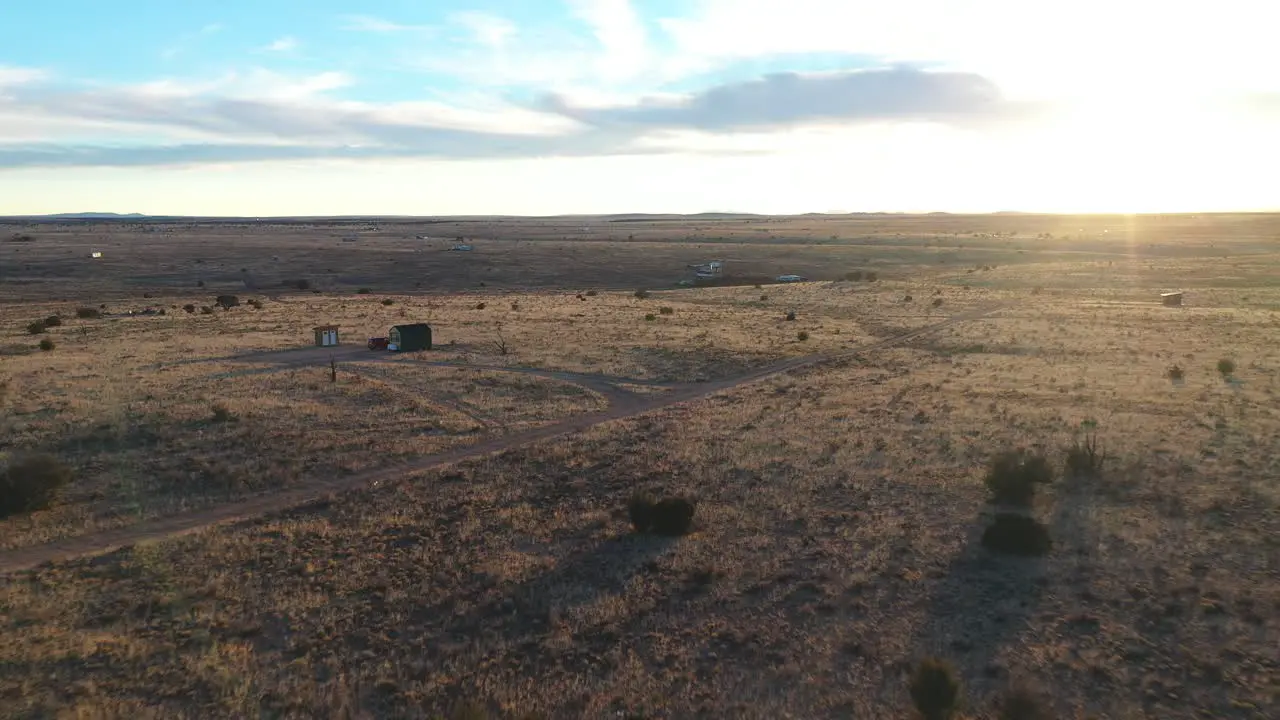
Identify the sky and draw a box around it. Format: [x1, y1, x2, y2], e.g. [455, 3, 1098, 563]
[1, 0, 1278, 216]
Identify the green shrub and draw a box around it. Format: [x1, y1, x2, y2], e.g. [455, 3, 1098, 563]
[984, 450, 1053, 506]
[644, 313, 657, 321]
[43, 315, 62, 327]
[38, 338, 55, 352]
[25, 320, 46, 334]
[659, 306, 674, 315]
[75, 307, 101, 319]
[982, 513, 1052, 556]
[1217, 358, 1235, 377]
[909, 657, 963, 720]
[0, 454, 72, 518]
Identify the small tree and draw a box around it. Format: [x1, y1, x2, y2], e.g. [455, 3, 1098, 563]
[984, 450, 1053, 506]
[491, 323, 510, 356]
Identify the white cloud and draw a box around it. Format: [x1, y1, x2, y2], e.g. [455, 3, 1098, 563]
[566, 0, 650, 82]
[340, 15, 433, 33]
[262, 36, 299, 53]
[450, 12, 516, 49]
[0, 66, 47, 88]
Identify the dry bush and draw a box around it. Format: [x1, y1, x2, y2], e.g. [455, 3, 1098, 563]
[38, 338, 55, 352]
[909, 657, 963, 720]
[200, 306, 214, 315]
[1217, 358, 1235, 377]
[475, 302, 487, 310]
[785, 311, 797, 321]
[75, 307, 100, 319]
[1064, 431, 1105, 478]
[1166, 364, 1184, 381]
[982, 513, 1052, 557]
[628, 494, 695, 536]
[210, 403, 235, 423]
[183, 304, 196, 313]
[984, 450, 1053, 506]
[797, 331, 810, 341]
[659, 306, 674, 315]
[932, 298, 944, 308]
[43, 314, 62, 327]
[25, 320, 46, 334]
[381, 299, 395, 306]
[645, 313, 657, 321]
[215, 295, 240, 309]
[998, 682, 1055, 720]
[0, 454, 72, 518]
[585, 289, 598, 296]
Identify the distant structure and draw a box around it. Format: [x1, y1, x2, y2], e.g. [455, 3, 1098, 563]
[313, 325, 340, 347]
[89, 251, 102, 258]
[1161, 291, 1184, 307]
[449, 244, 474, 252]
[688, 260, 724, 280]
[389, 323, 432, 352]
[776, 274, 808, 283]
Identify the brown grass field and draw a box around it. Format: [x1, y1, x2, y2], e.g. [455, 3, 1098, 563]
[0, 213, 1277, 718]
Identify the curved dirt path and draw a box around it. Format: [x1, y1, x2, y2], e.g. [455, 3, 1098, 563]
[0, 304, 1005, 574]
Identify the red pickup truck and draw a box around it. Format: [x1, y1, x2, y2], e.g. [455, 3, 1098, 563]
[367, 336, 389, 350]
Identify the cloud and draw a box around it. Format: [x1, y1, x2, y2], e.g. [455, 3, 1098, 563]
[340, 15, 434, 33]
[566, 0, 650, 82]
[0, 66, 47, 88]
[262, 36, 299, 53]
[450, 12, 517, 49]
[541, 67, 1036, 131]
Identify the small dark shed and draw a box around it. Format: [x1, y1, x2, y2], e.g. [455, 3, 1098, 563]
[389, 323, 432, 351]
[1161, 292, 1184, 307]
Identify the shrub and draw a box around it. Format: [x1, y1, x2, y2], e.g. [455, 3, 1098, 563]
[210, 403, 234, 423]
[200, 306, 214, 315]
[38, 338, 55, 352]
[44, 315, 62, 327]
[1217, 358, 1235, 377]
[932, 298, 944, 308]
[797, 331, 810, 341]
[903, 295, 913, 302]
[75, 307, 101, 319]
[645, 313, 657, 321]
[659, 306, 674, 315]
[215, 294, 240, 309]
[0, 454, 72, 518]
[1065, 431, 1105, 478]
[1167, 364, 1184, 381]
[984, 450, 1053, 506]
[26, 320, 46, 334]
[866, 271, 878, 282]
[475, 302, 487, 310]
[845, 270, 864, 281]
[629, 494, 695, 536]
[585, 290, 598, 297]
[357, 288, 372, 294]
[785, 311, 796, 321]
[183, 304, 196, 314]
[381, 299, 395, 306]
[982, 513, 1052, 556]
[634, 289, 651, 299]
[909, 657, 963, 720]
[510, 302, 520, 310]
[247, 299, 263, 309]
[998, 682, 1054, 720]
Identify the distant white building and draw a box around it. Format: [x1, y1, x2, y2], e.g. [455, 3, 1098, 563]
[776, 274, 807, 283]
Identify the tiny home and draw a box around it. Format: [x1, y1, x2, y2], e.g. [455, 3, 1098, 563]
[1161, 292, 1184, 307]
[314, 325, 340, 347]
[389, 323, 432, 352]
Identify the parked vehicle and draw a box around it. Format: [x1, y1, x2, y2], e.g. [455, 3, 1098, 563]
[367, 336, 389, 350]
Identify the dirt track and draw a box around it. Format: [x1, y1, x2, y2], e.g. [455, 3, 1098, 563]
[0, 304, 1005, 574]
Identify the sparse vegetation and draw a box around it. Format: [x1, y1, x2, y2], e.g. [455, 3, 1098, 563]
[215, 295, 240, 310]
[645, 313, 657, 321]
[797, 330, 809, 341]
[932, 298, 944, 308]
[200, 306, 214, 315]
[909, 657, 963, 720]
[247, 298, 263, 309]
[984, 450, 1053, 506]
[43, 315, 62, 327]
[1167, 364, 1184, 381]
[0, 454, 72, 518]
[25, 320, 46, 334]
[982, 513, 1052, 556]
[475, 302, 487, 310]
[183, 304, 196, 314]
[1217, 357, 1235, 377]
[381, 298, 395, 306]
[38, 338, 55, 352]
[74, 307, 100, 319]
[659, 306, 674, 315]
[785, 311, 796, 321]
[210, 403, 234, 423]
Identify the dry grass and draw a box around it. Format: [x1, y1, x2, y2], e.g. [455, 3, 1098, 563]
[0, 214, 1278, 718]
